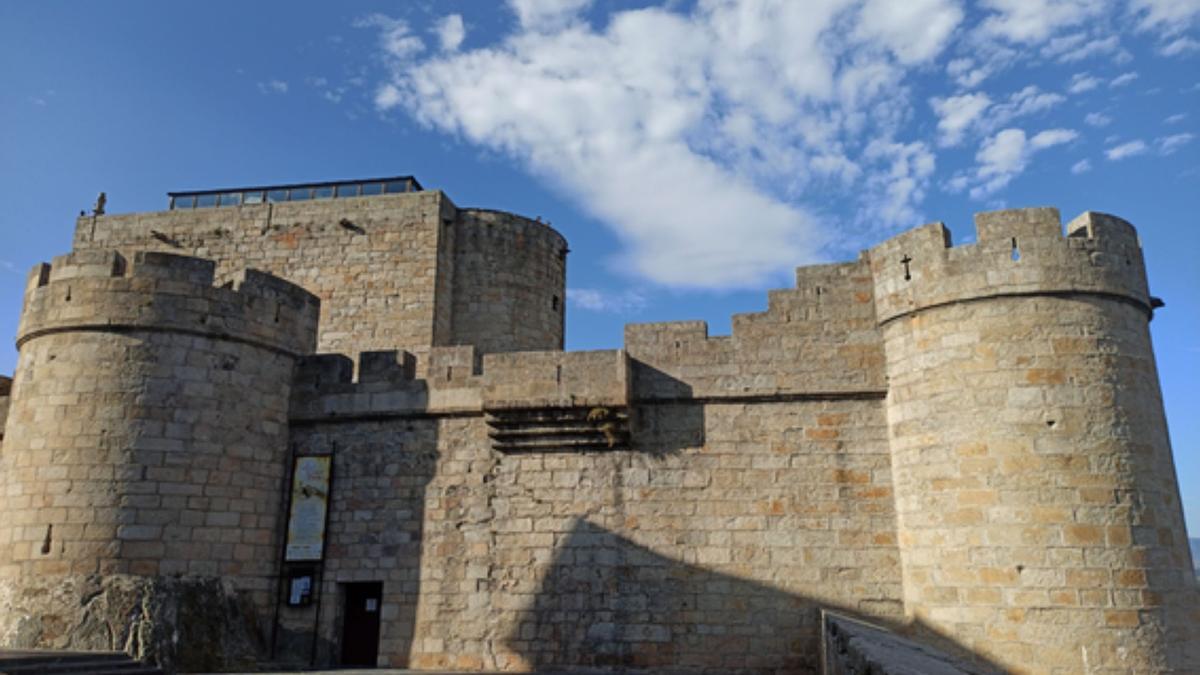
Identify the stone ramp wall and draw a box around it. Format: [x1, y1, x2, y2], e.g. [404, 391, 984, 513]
[822, 612, 987, 675]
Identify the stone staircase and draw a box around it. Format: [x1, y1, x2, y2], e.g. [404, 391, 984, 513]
[0, 650, 163, 675]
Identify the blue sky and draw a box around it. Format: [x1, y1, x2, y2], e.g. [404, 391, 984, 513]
[1, 0, 1197, 531]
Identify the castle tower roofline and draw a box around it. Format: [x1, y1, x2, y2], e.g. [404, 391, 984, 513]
[868, 207, 1152, 325]
[18, 249, 319, 357]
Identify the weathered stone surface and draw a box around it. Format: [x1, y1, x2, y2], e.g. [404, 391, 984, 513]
[0, 574, 266, 672]
[1, 193, 1196, 674]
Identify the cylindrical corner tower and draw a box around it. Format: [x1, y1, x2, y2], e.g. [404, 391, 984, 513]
[0, 250, 319, 671]
[872, 208, 1199, 673]
[448, 208, 567, 355]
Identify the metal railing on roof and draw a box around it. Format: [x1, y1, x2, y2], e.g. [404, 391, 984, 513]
[167, 176, 423, 210]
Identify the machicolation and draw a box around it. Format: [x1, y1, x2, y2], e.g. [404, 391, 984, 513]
[0, 177, 1195, 674]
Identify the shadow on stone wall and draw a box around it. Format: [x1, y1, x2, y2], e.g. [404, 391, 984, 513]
[628, 361, 703, 457]
[273, 396, 440, 670]
[505, 519, 1004, 674]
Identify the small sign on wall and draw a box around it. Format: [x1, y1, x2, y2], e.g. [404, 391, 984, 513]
[285, 456, 331, 561]
[288, 572, 314, 607]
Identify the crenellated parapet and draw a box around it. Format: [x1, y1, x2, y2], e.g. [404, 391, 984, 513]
[289, 346, 632, 451]
[625, 258, 885, 400]
[290, 345, 483, 420]
[872, 208, 1198, 671]
[868, 208, 1152, 324]
[18, 249, 319, 356]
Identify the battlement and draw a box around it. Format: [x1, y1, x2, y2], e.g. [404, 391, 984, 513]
[290, 345, 484, 419]
[481, 349, 628, 411]
[290, 346, 630, 421]
[868, 208, 1151, 324]
[18, 249, 319, 356]
[625, 257, 885, 400]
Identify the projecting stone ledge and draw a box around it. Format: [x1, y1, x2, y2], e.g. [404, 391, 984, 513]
[822, 612, 989, 675]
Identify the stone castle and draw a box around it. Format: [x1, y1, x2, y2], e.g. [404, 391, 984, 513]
[0, 177, 1196, 674]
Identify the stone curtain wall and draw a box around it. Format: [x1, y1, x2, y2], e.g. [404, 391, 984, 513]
[285, 251, 905, 671]
[73, 192, 567, 362]
[286, 401, 902, 671]
[0, 251, 318, 671]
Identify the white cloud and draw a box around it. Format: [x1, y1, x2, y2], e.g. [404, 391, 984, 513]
[1031, 128, 1080, 147]
[930, 92, 992, 146]
[1128, 0, 1200, 35]
[567, 288, 647, 313]
[1160, 36, 1200, 54]
[354, 13, 425, 60]
[861, 139, 937, 225]
[1085, 111, 1113, 126]
[1068, 72, 1103, 93]
[1106, 139, 1149, 159]
[978, 0, 1109, 43]
[1164, 112, 1188, 123]
[509, 0, 593, 32]
[996, 85, 1066, 118]
[1109, 71, 1139, 87]
[434, 14, 466, 52]
[366, 0, 964, 288]
[375, 83, 402, 110]
[931, 85, 1063, 147]
[1071, 158, 1093, 173]
[257, 80, 288, 95]
[1040, 31, 1122, 61]
[853, 0, 964, 64]
[1157, 132, 1195, 154]
[967, 127, 1077, 198]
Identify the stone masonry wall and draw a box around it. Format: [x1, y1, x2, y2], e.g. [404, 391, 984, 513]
[0, 375, 10, 445]
[450, 209, 567, 356]
[6, 198, 1195, 674]
[287, 400, 902, 671]
[72, 193, 568, 363]
[283, 251, 904, 671]
[872, 209, 1200, 673]
[0, 250, 318, 671]
[73, 191, 452, 360]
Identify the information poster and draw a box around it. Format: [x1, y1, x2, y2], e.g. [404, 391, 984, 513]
[285, 456, 331, 561]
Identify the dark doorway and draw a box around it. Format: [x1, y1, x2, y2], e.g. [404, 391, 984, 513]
[340, 582, 383, 667]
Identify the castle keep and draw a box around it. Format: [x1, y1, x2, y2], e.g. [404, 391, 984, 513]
[0, 178, 1196, 673]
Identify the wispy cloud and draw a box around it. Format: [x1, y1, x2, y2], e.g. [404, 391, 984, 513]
[1157, 132, 1195, 155]
[1068, 72, 1102, 94]
[354, 13, 425, 59]
[1085, 112, 1112, 127]
[433, 14, 466, 52]
[1106, 139, 1148, 160]
[1109, 71, 1139, 87]
[1071, 158, 1092, 174]
[1164, 113, 1188, 124]
[257, 80, 288, 95]
[568, 288, 648, 314]
[1160, 36, 1200, 55]
[955, 127, 1078, 199]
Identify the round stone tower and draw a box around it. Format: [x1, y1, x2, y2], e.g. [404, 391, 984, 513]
[0, 249, 319, 671]
[448, 208, 568, 355]
[871, 208, 1199, 673]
